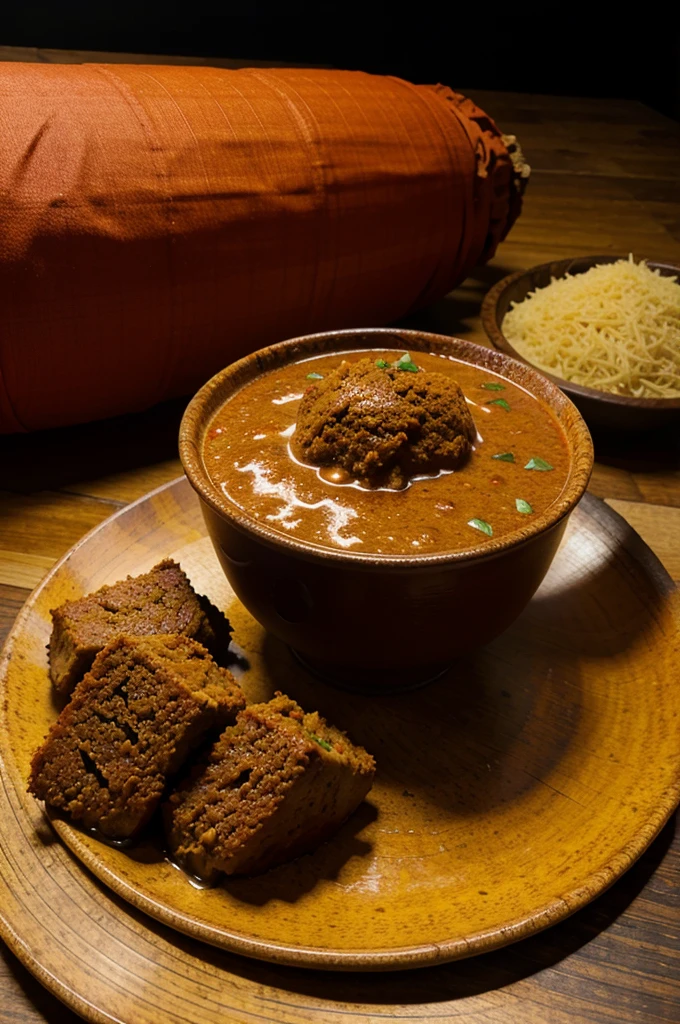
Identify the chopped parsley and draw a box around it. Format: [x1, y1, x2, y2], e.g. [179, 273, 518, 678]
[394, 352, 419, 373]
[374, 353, 420, 372]
[524, 457, 554, 471]
[488, 398, 511, 412]
[492, 452, 515, 463]
[515, 498, 534, 514]
[468, 518, 493, 537]
[481, 382, 505, 391]
[306, 372, 324, 380]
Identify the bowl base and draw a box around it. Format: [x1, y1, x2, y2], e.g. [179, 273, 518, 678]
[290, 648, 452, 694]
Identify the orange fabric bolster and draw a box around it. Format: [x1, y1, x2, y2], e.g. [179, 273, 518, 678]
[0, 64, 524, 432]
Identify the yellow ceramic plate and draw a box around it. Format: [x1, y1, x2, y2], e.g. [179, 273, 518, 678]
[1, 478, 679, 971]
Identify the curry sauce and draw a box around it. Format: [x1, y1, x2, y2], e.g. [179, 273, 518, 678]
[203, 350, 570, 556]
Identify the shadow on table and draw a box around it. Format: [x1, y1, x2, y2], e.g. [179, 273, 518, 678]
[396, 263, 514, 339]
[2, 397, 187, 493]
[589, 421, 680, 472]
[224, 801, 376, 907]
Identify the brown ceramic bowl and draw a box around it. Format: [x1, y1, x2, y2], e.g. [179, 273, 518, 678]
[180, 329, 593, 691]
[481, 255, 680, 432]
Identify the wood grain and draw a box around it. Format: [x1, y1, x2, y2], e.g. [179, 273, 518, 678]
[589, 462, 680, 509]
[0, 491, 120, 561]
[605, 500, 680, 581]
[0, 44, 326, 70]
[68, 459, 184, 505]
[0, 46, 679, 1024]
[0, 551, 56, 590]
[0, 585, 30, 646]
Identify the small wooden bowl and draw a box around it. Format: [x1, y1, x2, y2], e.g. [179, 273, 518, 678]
[180, 328, 593, 691]
[481, 255, 680, 432]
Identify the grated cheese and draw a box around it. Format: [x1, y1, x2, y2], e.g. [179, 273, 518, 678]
[502, 257, 680, 398]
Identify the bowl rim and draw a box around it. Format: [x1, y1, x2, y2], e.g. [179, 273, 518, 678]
[480, 254, 680, 411]
[179, 328, 594, 568]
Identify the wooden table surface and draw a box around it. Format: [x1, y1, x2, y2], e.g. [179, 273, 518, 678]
[1, 57, 679, 1024]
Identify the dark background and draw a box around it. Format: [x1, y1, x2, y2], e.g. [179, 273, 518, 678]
[2, 5, 680, 120]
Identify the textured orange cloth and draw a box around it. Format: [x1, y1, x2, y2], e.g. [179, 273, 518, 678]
[0, 64, 525, 432]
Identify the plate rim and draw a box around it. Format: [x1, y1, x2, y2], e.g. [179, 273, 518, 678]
[1, 478, 679, 973]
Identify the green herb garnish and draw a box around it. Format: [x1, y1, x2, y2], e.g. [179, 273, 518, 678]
[481, 382, 505, 391]
[468, 518, 493, 537]
[492, 452, 515, 463]
[395, 352, 419, 373]
[374, 353, 419, 372]
[306, 372, 324, 380]
[524, 457, 554, 471]
[309, 733, 332, 752]
[488, 398, 511, 412]
[516, 498, 534, 515]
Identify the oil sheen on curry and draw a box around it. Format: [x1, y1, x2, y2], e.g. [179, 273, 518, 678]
[203, 350, 570, 556]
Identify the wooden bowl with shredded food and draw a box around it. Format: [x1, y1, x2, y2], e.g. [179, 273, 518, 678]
[482, 255, 680, 432]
